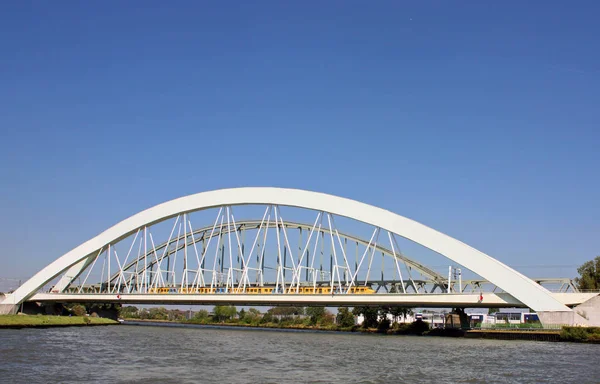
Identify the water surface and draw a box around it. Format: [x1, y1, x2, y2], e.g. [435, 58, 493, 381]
[1, 322, 598, 383]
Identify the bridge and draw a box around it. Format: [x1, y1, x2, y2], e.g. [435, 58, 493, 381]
[1, 187, 598, 326]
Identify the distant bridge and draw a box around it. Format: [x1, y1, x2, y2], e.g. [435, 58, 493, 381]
[1, 187, 597, 326]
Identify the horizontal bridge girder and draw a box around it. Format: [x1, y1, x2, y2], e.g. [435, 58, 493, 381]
[28, 292, 597, 308]
[30, 292, 522, 308]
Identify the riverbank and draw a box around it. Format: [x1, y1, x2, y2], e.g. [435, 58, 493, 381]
[125, 318, 438, 337]
[464, 329, 561, 342]
[0, 314, 119, 329]
[124, 318, 356, 332]
[122, 319, 600, 343]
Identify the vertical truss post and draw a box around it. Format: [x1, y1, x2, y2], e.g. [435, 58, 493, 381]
[391, 234, 418, 293]
[201, 238, 206, 285]
[196, 208, 223, 288]
[298, 228, 303, 281]
[107, 244, 111, 293]
[237, 206, 270, 290]
[143, 226, 148, 293]
[283, 247, 287, 280]
[291, 212, 320, 291]
[135, 234, 143, 292]
[320, 231, 324, 279]
[344, 237, 347, 282]
[326, 214, 342, 292]
[225, 206, 234, 293]
[347, 227, 377, 292]
[220, 235, 225, 276]
[355, 242, 358, 272]
[171, 222, 182, 287]
[278, 211, 298, 289]
[182, 213, 187, 291]
[258, 207, 271, 286]
[240, 227, 245, 284]
[186, 218, 204, 289]
[388, 232, 406, 293]
[210, 212, 225, 290]
[330, 215, 352, 287]
[309, 218, 323, 291]
[381, 251, 384, 283]
[365, 228, 380, 286]
[148, 233, 166, 289]
[274, 205, 285, 293]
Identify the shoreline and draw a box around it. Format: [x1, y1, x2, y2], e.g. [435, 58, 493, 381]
[0, 315, 119, 329]
[123, 318, 358, 333]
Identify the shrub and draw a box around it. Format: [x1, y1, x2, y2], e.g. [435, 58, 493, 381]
[71, 305, 87, 317]
[560, 326, 600, 342]
[377, 318, 391, 333]
[336, 307, 355, 328]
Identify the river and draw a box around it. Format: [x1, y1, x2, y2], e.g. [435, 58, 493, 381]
[1, 322, 598, 383]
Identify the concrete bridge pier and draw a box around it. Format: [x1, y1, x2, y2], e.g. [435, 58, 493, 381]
[0, 295, 18, 315]
[537, 311, 578, 327]
[0, 304, 17, 315]
[537, 295, 600, 327]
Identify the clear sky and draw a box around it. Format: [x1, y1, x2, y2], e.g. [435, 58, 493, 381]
[0, 1, 598, 284]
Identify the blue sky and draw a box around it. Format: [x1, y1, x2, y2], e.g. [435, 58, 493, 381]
[0, 1, 598, 283]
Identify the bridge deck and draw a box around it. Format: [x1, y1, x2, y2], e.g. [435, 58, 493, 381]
[27, 292, 598, 308]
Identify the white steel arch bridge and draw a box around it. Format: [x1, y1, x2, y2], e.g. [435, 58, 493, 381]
[0, 187, 596, 326]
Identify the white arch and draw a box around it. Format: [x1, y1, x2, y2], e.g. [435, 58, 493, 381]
[4, 187, 570, 312]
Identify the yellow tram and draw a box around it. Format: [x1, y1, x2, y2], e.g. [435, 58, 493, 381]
[148, 285, 375, 294]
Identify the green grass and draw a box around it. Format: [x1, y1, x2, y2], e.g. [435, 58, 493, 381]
[478, 322, 545, 330]
[0, 314, 117, 327]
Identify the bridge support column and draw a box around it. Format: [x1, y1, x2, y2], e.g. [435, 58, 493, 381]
[562, 294, 600, 327]
[452, 308, 470, 329]
[537, 310, 578, 327]
[0, 303, 17, 315]
[0, 294, 19, 315]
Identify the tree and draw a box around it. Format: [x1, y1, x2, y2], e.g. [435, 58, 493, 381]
[248, 308, 261, 317]
[389, 307, 413, 323]
[260, 311, 275, 324]
[168, 309, 186, 321]
[305, 307, 326, 325]
[575, 256, 600, 290]
[213, 305, 237, 322]
[120, 306, 139, 318]
[336, 307, 355, 327]
[321, 310, 335, 326]
[352, 306, 379, 328]
[138, 308, 150, 319]
[193, 309, 210, 321]
[238, 308, 246, 321]
[71, 304, 87, 316]
[243, 308, 261, 324]
[149, 307, 168, 320]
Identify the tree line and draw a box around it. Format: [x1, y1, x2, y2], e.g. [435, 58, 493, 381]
[120, 304, 416, 331]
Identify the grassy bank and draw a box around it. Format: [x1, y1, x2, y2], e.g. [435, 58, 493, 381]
[0, 314, 118, 328]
